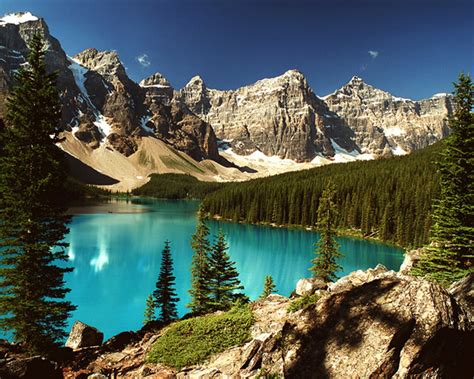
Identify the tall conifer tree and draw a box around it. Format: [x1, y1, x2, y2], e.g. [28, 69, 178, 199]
[187, 205, 212, 314]
[153, 240, 179, 323]
[413, 74, 474, 285]
[208, 230, 244, 310]
[310, 182, 343, 282]
[0, 34, 76, 354]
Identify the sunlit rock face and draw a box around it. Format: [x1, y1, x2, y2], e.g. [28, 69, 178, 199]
[323, 76, 453, 156]
[179, 72, 453, 162]
[178, 70, 358, 162]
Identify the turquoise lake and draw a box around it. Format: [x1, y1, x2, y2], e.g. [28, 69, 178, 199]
[64, 199, 404, 339]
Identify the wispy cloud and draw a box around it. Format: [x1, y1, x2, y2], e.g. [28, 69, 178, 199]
[368, 50, 379, 59]
[136, 53, 151, 67]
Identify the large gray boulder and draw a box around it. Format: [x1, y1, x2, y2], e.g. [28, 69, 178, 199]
[295, 277, 327, 296]
[65, 321, 104, 350]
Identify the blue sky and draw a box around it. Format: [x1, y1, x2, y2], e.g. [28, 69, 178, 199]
[2, 0, 473, 99]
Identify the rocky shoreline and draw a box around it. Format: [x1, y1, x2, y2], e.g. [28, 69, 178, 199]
[0, 254, 472, 378]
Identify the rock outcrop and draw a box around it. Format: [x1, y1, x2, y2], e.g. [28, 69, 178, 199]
[65, 321, 104, 350]
[323, 76, 452, 156]
[52, 268, 472, 378]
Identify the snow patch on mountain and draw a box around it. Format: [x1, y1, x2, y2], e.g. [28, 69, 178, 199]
[0, 12, 38, 26]
[384, 126, 406, 137]
[68, 57, 113, 142]
[140, 115, 154, 134]
[330, 140, 374, 162]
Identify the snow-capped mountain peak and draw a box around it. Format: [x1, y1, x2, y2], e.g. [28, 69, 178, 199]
[0, 12, 39, 26]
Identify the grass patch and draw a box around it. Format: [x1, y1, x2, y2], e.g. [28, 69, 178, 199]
[147, 305, 253, 369]
[287, 294, 321, 313]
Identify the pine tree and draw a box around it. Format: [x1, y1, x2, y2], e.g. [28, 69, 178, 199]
[187, 206, 212, 314]
[412, 74, 474, 286]
[260, 275, 277, 299]
[153, 240, 179, 323]
[143, 294, 155, 325]
[208, 230, 244, 310]
[0, 34, 76, 354]
[310, 182, 343, 282]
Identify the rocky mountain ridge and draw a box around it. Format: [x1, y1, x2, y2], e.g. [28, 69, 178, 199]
[176, 71, 452, 161]
[323, 76, 452, 156]
[0, 12, 454, 188]
[0, 12, 220, 163]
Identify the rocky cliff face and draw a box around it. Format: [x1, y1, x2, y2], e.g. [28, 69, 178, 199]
[178, 70, 358, 162]
[179, 72, 453, 161]
[0, 13, 219, 161]
[323, 76, 452, 156]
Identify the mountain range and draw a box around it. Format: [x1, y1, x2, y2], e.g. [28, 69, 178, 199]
[0, 12, 453, 190]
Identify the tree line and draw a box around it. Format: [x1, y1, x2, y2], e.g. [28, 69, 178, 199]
[202, 143, 443, 248]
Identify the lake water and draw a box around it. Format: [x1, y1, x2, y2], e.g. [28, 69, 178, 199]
[65, 199, 404, 339]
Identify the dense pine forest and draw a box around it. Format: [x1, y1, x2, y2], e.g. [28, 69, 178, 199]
[132, 173, 225, 199]
[202, 142, 443, 248]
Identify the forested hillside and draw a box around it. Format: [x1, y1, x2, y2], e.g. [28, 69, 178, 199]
[132, 174, 225, 199]
[203, 143, 443, 248]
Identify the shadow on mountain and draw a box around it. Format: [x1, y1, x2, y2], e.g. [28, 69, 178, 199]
[216, 155, 258, 174]
[65, 152, 119, 185]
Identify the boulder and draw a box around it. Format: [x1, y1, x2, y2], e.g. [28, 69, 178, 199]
[295, 277, 327, 296]
[170, 268, 472, 378]
[328, 263, 389, 293]
[399, 248, 424, 275]
[103, 331, 137, 352]
[449, 273, 474, 320]
[66, 321, 104, 350]
[284, 271, 473, 378]
[2, 356, 62, 379]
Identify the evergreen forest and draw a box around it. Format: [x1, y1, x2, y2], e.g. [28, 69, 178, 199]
[202, 142, 443, 248]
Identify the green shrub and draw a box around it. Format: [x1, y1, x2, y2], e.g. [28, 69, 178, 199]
[287, 294, 321, 313]
[147, 305, 253, 369]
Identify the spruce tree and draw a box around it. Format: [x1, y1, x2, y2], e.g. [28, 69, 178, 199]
[208, 230, 244, 310]
[187, 206, 212, 314]
[310, 182, 343, 282]
[143, 294, 155, 325]
[412, 74, 474, 285]
[260, 275, 277, 299]
[153, 240, 179, 323]
[0, 34, 76, 354]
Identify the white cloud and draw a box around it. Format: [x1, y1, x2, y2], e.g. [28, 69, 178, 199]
[368, 50, 379, 58]
[136, 53, 151, 67]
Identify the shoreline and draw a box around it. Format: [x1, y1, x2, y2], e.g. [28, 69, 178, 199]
[209, 214, 406, 251]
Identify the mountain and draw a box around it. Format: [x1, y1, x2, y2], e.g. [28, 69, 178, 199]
[178, 70, 357, 162]
[0, 12, 454, 189]
[0, 13, 239, 190]
[178, 72, 452, 162]
[323, 76, 452, 156]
